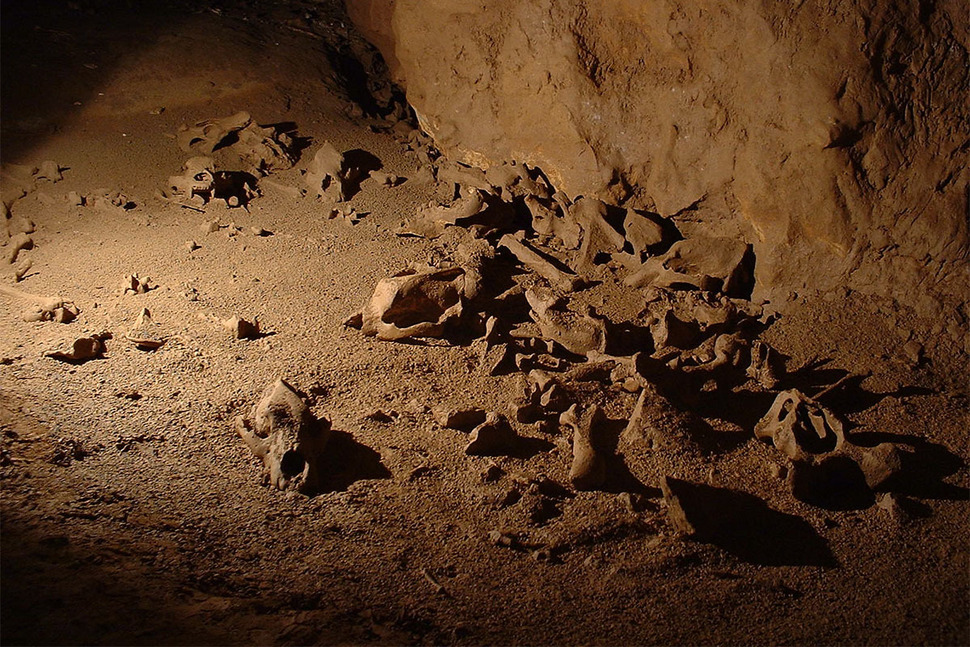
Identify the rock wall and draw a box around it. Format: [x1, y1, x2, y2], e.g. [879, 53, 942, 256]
[347, 0, 968, 333]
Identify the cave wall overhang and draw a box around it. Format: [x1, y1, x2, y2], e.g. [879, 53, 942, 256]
[347, 0, 968, 334]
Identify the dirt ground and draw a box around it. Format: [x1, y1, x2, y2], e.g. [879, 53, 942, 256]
[1, 2, 967, 645]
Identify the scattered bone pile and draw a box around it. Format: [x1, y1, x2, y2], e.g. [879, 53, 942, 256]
[343, 143, 913, 526]
[163, 111, 296, 209]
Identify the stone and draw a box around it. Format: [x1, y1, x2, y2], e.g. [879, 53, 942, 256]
[125, 308, 166, 350]
[122, 274, 154, 295]
[348, 1, 968, 327]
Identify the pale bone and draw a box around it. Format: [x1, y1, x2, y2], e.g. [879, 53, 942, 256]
[125, 308, 166, 350]
[754, 389, 845, 461]
[47, 336, 105, 363]
[464, 412, 518, 456]
[499, 233, 584, 292]
[398, 189, 486, 238]
[571, 197, 625, 274]
[682, 333, 748, 373]
[560, 404, 607, 491]
[526, 287, 607, 357]
[623, 210, 665, 257]
[235, 379, 331, 495]
[177, 111, 253, 154]
[747, 340, 783, 389]
[625, 235, 751, 296]
[361, 267, 465, 341]
[167, 157, 216, 202]
[455, 238, 496, 302]
[5, 233, 33, 264]
[306, 142, 350, 201]
[0, 284, 79, 323]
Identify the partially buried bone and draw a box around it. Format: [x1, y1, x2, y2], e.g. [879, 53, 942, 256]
[625, 234, 751, 297]
[571, 198, 625, 275]
[360, 266, 465, 341]
[396, 189, 485, 238]
[0, 284, 79, 323]
[455, 238, 496, 303]
[5, 233, 33, 264]
[306, 142, 351, 201]
[464, 412, 518, 456]
[525, 287, 607, 357]
[167, 157, 216, 203]
[125, 308, 166, 350]
[499, 234, 584, 293]
[235, 379, 331, 495]
[560, 404, 607, 491]
[177, 111, 253, 154]
[47, 335, 106, 363]
[754, 389, 845, 461]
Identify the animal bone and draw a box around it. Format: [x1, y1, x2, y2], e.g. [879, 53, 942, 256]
[177, 111, 253, 154]
[47, 336, 106, 363]
[235, 379, 331, 495]
[625, 234, 751, 297]
[5, 232, 33, 264]
[361, 266, 465, 341]
[455, 238, 496, 302]
[747, 340, 784, 389]
[125, 308, 166, 350]
[754, 389, 845, 461]
[525, 288, 608, 357]
[306, 142, 350, 201]
[560, 404, 607, 491]
[571, 197, 625, 275]
[167, 157, 216, 203]
[623, 210, 665, 258]
[0, 284, 79, 323]
[499, 233, 584, 292]
[464, 412, 518, 456]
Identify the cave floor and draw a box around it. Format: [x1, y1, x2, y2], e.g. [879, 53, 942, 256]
[1, 2, 967, 645]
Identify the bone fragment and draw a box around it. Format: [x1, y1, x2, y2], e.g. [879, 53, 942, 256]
[561, 404, 607, 491]
[498, 233, 584, 292]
